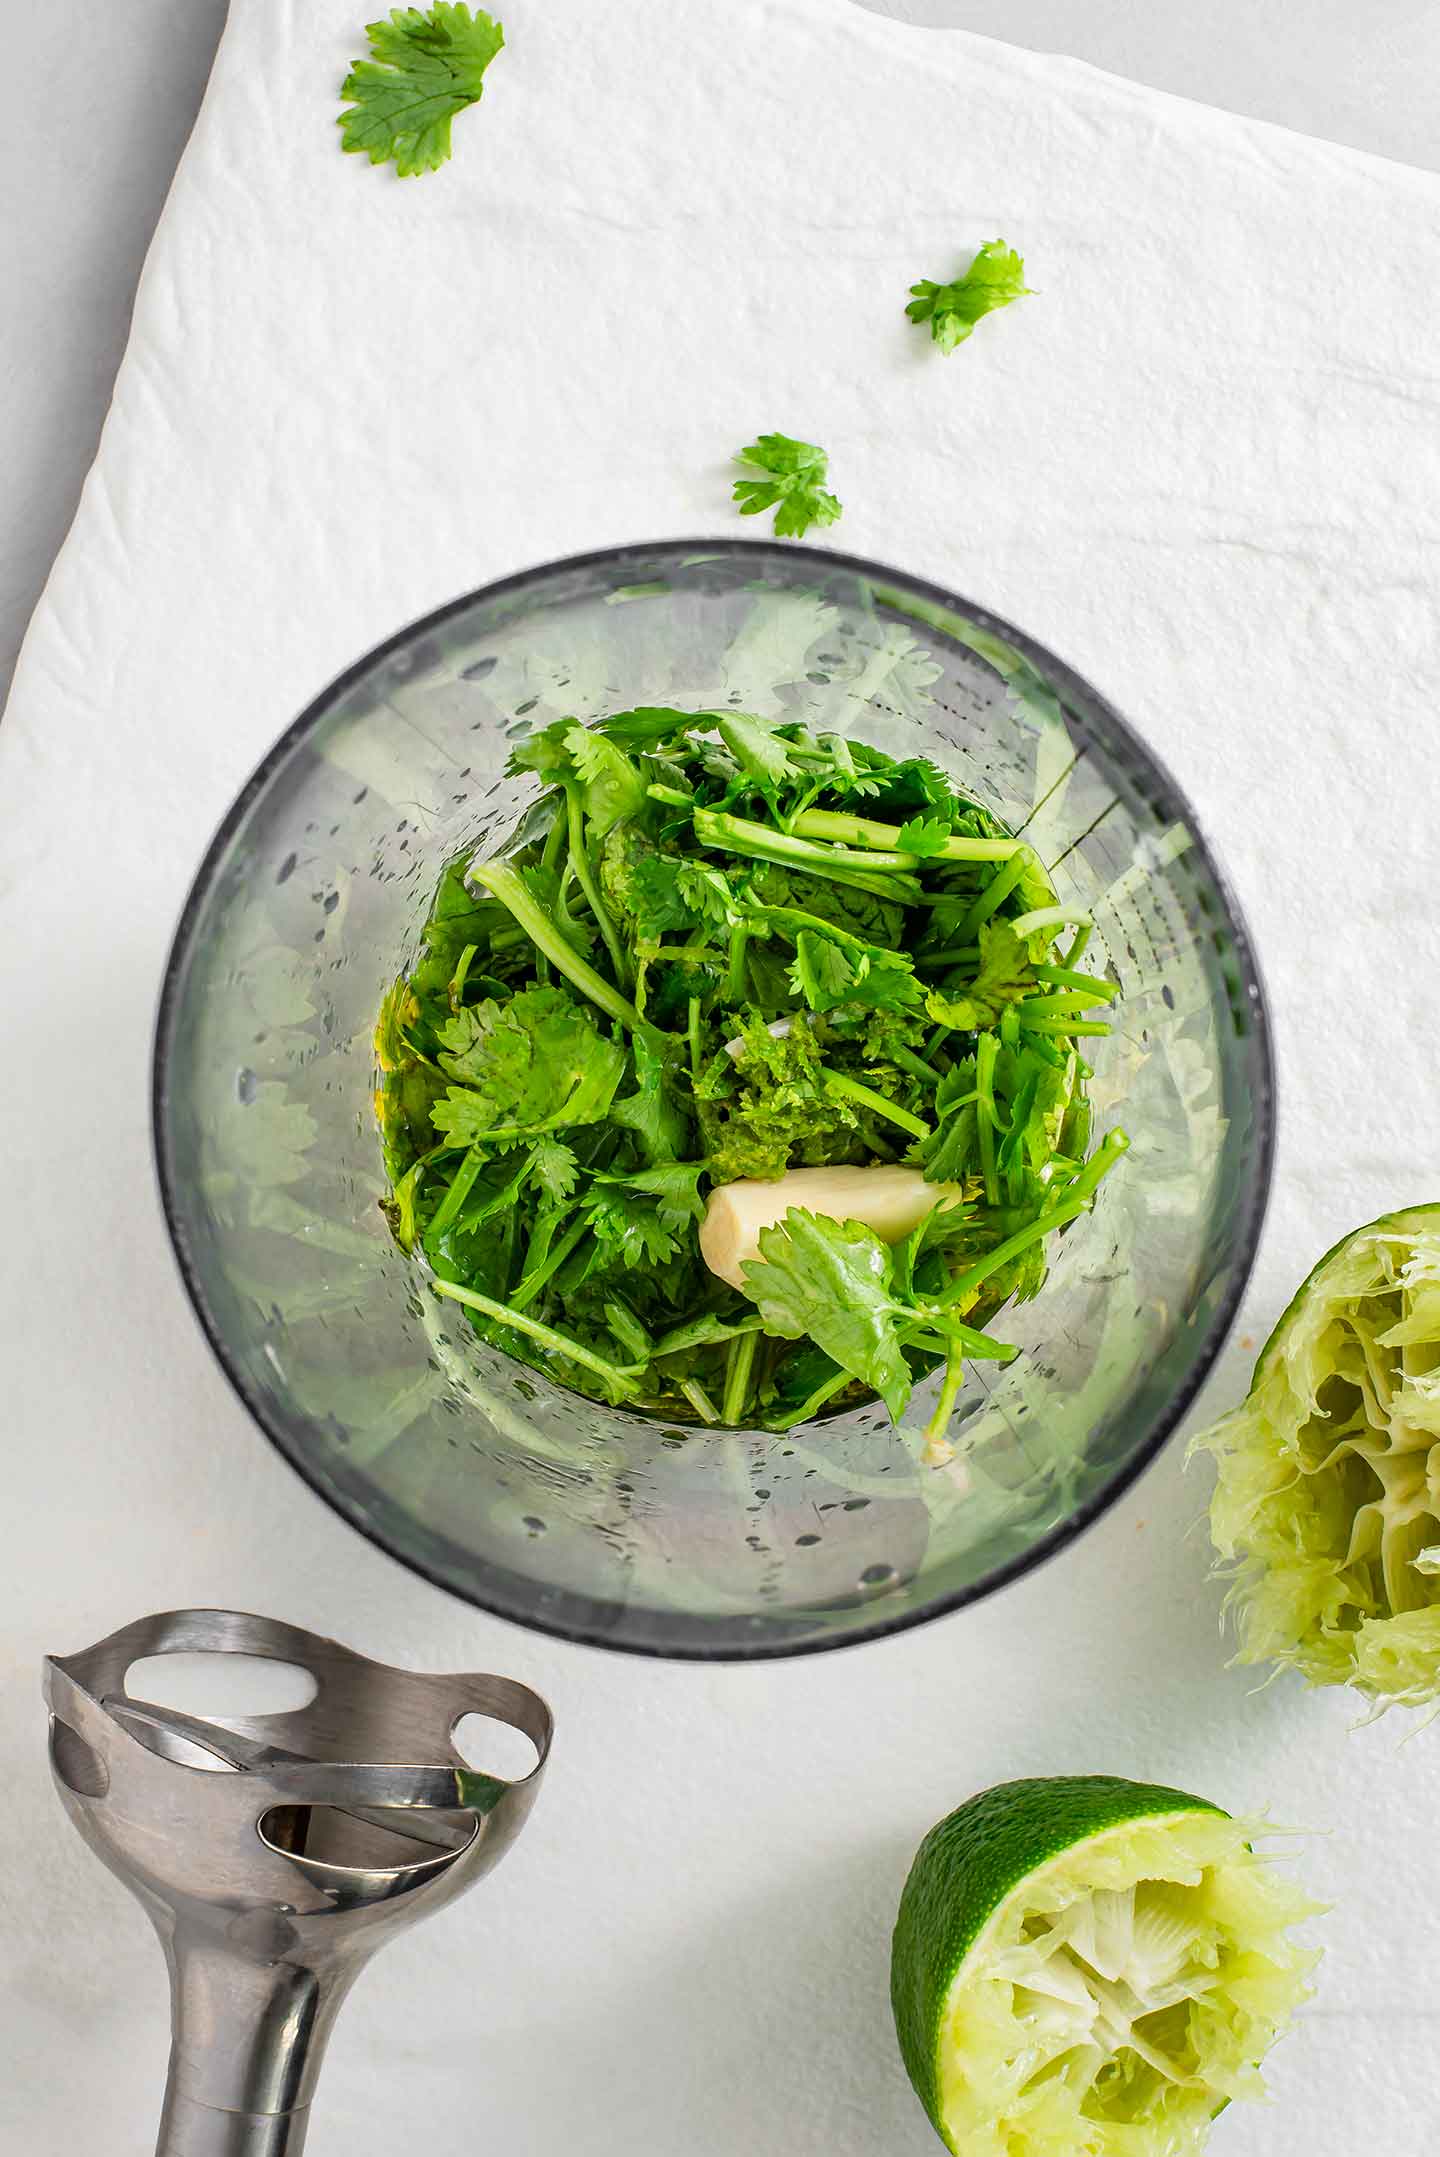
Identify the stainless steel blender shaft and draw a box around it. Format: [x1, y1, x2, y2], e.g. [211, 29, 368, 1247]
[45, 1611, 553, 2156]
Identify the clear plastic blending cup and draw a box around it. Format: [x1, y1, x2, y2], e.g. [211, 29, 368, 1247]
[153, 541, 1273, 1658]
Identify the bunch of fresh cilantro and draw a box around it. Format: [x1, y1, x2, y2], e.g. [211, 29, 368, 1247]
[376, 710, 1125, 1451]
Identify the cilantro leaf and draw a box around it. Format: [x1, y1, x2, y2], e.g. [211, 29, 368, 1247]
[609, 1036, 692, 1164]
[895, 815, 952, 858]
[919, 1103, 978, 1184]
[597, 707, 705, 747]
[584, 1187, 679, 1271]
[506, 718, 575, 777]
[563, 724, 645, 834]
[530, 1136, 579, 1201]
[732, 435, 842, 541]
[788, 928, 923, 1015]
[612, 1160, 708, 1231]
[675, 860, 743, 930]
[749, 865, 903, 948]
[860, 754, 960, 821]
[788, 930, 852, 1011]
[741, 1211, 912, 1422]
[906, 240, 1031, 355]
[432, 985, 625, 1140]
[925, 922, 1040, 1034]
[339, 4, 504, 178]
[718, 712, 796, 798]
[600, 827, 693, 940]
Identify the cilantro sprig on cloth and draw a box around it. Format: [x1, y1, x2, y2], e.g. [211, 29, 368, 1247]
[732, 435, 843, 540]
[906, 240, 1032, 353]
[339, 4, 504, 176]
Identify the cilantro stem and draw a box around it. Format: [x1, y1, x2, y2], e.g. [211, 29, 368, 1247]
[889, 1044, 943, 1086]
[1061, 923, 1093, 967]
[1011, 904, 1093, 940]
[693, 808, 922, 901]
[765, 1366, 852, 1431]
[469, 857, 662, 1045]
[792, 807, 1024, 862]
[449, 942, 478, 1010]
[431, 1278, 638, 1386]
[1057, 1125, 1130, 1206]
[424, 1143, 486, 1244]
[922, 1317, 1019, 1360]
[744, 901, 866, 952]
[510, 1213, 590, 1309]
[1021, 991, 1115, 1017]
[721, 1329, 758, 1424]
[651, 1311, 767, 1359]
[1019, 1029, 1068, 1067]
[975, 1032, 1000, 1204]
[914, 945, 980, 969]
[565, 785, 630, 988]
[788, 808, 919, 860]
[933, 1128, 1129, 1307]
[1020, 1016, 1111, 1037]
[924, 1340, 966, 1450]
[553, 867, 583, 945]
[541, 808, 567, 874]
[646, 782, 693, 808]
[952, 847, 1036, 943]
[1035, 964, 1119, 1000]
[687, 995, 704, 1080]
[679, 1376, 722, 1425]
[822, 1069, 929, 1141]
[933, 1205, 1082, 1308]
[726, 922, 750, 1004]
[604, 1299, 654, 1363]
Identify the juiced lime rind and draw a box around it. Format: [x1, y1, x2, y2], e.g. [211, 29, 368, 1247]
[1190, 1204, 1440, 1706]
[892, 1777, 1318, 2157]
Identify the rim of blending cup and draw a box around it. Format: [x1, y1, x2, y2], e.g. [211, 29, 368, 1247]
[152, 538, 1276, 1661]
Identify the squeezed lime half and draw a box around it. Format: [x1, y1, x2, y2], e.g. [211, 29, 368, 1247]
[1192, 1204, 1440, 1706]
[891, 1776, 1317, 2155]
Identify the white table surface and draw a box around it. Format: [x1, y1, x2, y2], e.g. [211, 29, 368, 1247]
[7, 7, 1440, 2155]
[3, 0, 1440, 713]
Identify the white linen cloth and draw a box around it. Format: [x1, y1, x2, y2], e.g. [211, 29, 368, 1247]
[4, 0, 1439, 2147]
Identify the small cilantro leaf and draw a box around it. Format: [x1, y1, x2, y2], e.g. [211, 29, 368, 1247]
[339, 4, 504, 178]
[584, 1187, 679, 1271]
[919, 1101, 978, 1183]
[906, 240, 1031, 355]
[505, 718, 574, 777]
[717, 712, 795, 797]
[895, 815, 952, 858]
[609, 1037, 691, 1164]
[732, 434, 842, 541]
[614, 1160, 708, 1231]
[530, 1136, 579, 1201]
[598, 708, 704, 746]
[789, 931, 854, 1011]
[788, 929, 922, 1015]
[563, 724, 645, 834]
[432, 985, 625, 1139]
[675, 860, 743, 930]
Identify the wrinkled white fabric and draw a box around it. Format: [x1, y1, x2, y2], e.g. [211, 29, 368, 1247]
[4, 2, 1438, 2150]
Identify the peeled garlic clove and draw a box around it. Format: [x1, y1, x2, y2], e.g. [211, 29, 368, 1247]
[699, 1164, 962, 1292]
